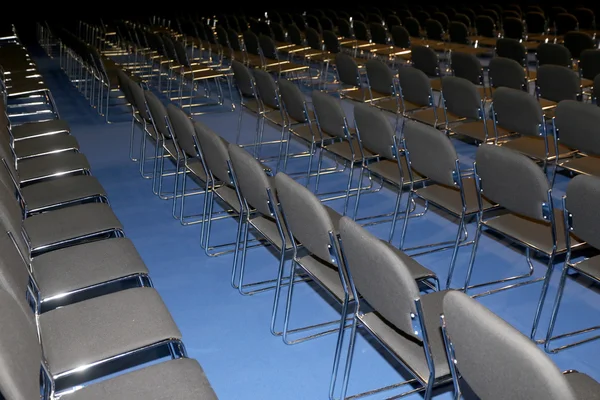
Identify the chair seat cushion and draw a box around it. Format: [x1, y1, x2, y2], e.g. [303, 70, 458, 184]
[63, 358, 218, 400]
[23, 203, 122, 253]
[17, 152, 90, 185]
[39, 287, 182, 377]
[11, 119, 71, 140]
[21, 174, 107, 214]
[32, 238, 148, 302]
[13, 133, 79, 160]
[564, 371, 600, 400]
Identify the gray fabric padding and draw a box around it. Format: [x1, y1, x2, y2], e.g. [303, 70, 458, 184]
[0, 178, 30, 259]
[441, 76, 481, 119]
[488, 57, 527, 90]
[0, 231, 35, 323]
[492, 87, 543, 137]
[228, 143, 273, 217]
[339, 217, 421, 340]
[450, 52, 482, 85]
[579, 49, 600, 80]
[566, 174, 600, 249]
[312, 91, 348, 139]
[279, 79, 307, 123]
[32, 237, 148, 300]
[231, 60, 255, 97]
[12, 133, 78, 159]
[366, 59, 394, 95]
[253, 69, 280, 110]
[127, 76, 151, 121]
[496, 38, 526, 64]
[398, 67, 432, 106]
[242, 31, 260, 55]
[39, 287, 182, 376]
[403, 120, 459, 187]
[10, 119, 70, 140]
[354, 103, 395, 159]
[335, 53, 360, 87]
[21, 174, 106, 213]
[536, 43, 572, 67]
[555, 100, 600, 155]
[537, 65, 580, 103]
[166, 104, 196, 157]
[411, 46, 439, 77]
[475, 144, 550, 221]
[564, 372, 600, 400]
[16, 152, 90, 184]
[258, 34, 277, 59]
[274, 172, 336, 263]
[63, 358, 218, 400]
[0, 289, 42, 400]
[144, 91, 170, 139]
[193, 121, 230, 184]
[443, 291, 578, 400]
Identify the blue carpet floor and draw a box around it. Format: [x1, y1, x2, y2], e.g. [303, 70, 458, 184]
[25, 44, 600, 399]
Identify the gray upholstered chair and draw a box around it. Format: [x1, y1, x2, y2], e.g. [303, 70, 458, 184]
[400, 120, 497, 289]
[364, 58, 403, 129]
[441, 290, 600, 400]
[545, 174, 600, 352]
[466, 144, 586, 341]
[535, 64, 581, 118]
[333, 216, 450, 400]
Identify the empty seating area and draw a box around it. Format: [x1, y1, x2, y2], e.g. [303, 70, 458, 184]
[1, 2, 600, 398]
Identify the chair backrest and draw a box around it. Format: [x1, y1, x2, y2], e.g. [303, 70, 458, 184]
[563, 31, 594, 60]
[579, 49, 600, 80]
[492, 87, 543, 137]
[0, 228, 34, 322]
[335, 53, 360, 87]
[166, 104, 197, 157]
[496, 38, 526, 65]
[403, 120, 458, 187]
[448, 21, 468, 44]
[258, 34, 277, 60]
[411, 45, 439, 77]
[536, 65, 580, 103]
[116, 69, 134, 106]
[0, 174, 29, 260]
[566, 175, 600, 250]
[451, 52, 482, 85]
[369, 22, 387, 45]
[144, 91, 170, 139]
[488, 57, 526, 90]
[404, 17, 421, 38]
[454, 13, 471, 28]
[227, 28, 242, 51]
[525, 12, 547, 34]
[278, 78, 309, 123]
[503, 17, 524, 39]
[398, 67, 432, 106]
[323, 30, 340, 53]
[242, 30, 260, 55]
[366, 58, 394, 96]
[0, 288, 42, 400]
[554, 100, 600, 156]
[253, 69, 280, 110]
[231, 60, 256, 98]
[274, 172, 336, 262]
[425, 19, 444, 41]
[555, 13, 578, 35]
[443, 290, 578, 400]
[391, 25, 410, 48]
[193, 121, 230, 183]
[475, 144, 550, 221]
[305, 27, 322, 50]
[353, 20, 369, 41]
[312, 90, 348, 139]
[128, 78, 151, 121]
[475, 15, 495, 37]
[228, 143, 272, 216]
[354, 103, 395, 159]
[337, 19, 352, 38]
[441, 76, 481, 120]
[338, 216, 421, 340]
[536, 43, 572, 67]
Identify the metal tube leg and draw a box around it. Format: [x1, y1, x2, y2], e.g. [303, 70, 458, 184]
[231, 214, 246, 289]
[270, 250, 289, 336]
[388, 189, 404, 243]
[352, 165, 365, 219]
[530, 256, 556, 341]
[444, 216, 466, 289]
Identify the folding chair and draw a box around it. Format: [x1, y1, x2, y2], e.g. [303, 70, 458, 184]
[332, 216, 448, 400]
[441, 290, 600, 400]
[466, 144, 585, 342]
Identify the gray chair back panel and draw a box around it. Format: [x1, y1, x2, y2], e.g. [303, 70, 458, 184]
[536, 43, 572, 67]
[566, 175, 600, 250]
[411, 45, 439, 77]
[398, 67, 432, 106]
[0, 178, 29, 259]
[193, 121, 231, 183]
[166, 105, 197, 157]
[537, 65, 580, 103]
[274, 172, 335, 262]
[366, 59, 394, 95]
[555, 100, 600, 156]
[0, 289, 42, 400]
[354, 104, 395, 159]
[253, 69, 279, 110]
[339, 217, 421, 340]
[335, 53, 360, 87]
[450, 52, 482, 85]
[231, 60, 255, 97]
[228, 143, 272, 216]
[116, 69, 134, 107]
[488, 57, 526, 90]
[443, 291, 578, 400]
[144, 91, 170, 138]
[128, 79, 151, 121]
[403, 120, 458, 187]
[475, 144, 549, 220]
[492, 87, 543, 137]
[279, 79, 308, 123]
[0, 231, 34, 324]
[441, 76, 481, 119]
[312, 91, 347, 139]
